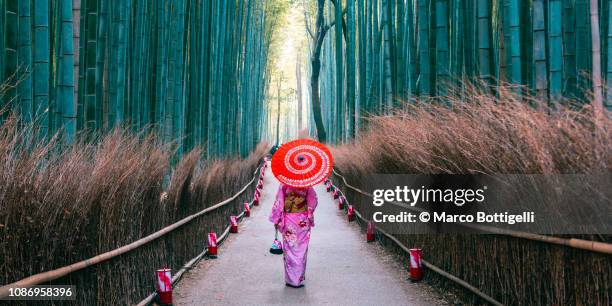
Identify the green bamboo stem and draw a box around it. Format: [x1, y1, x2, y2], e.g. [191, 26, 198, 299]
[576, 0, 591, 100]
[380, 0, 393, 110]
[334, 0, 344, 142]
[563, 0, 577, 98]
[606, 0, 612, 109]
[3, 0, 17, 110]
[58, 0, 76, 142]
[32, 0, 50, 139]
[508, 0, 522, 97]
[477, 0, 492, 84]
[533, 0, 548, 101]
[347, 0, 355, 138]
[435, 0, 449, 97]
[357, 0, 366, 133]
[548, 0, 563, 103]
[18, 0, 33, 123]
[417, 0, 431, 95]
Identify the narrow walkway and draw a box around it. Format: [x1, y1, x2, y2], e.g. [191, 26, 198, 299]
[174, 164, 447, 305]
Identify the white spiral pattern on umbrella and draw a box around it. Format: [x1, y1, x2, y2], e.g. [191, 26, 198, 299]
[284, 145, 319, 174]
[273, 141, 332, 187]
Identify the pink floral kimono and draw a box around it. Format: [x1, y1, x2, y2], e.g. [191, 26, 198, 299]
[269, 184, 318, 287]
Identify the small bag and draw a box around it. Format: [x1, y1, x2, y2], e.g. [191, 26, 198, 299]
[269, 229, 283, 255]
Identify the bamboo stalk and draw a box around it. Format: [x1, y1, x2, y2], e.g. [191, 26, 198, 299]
[607, 0, 612, 109]
[334, 0, 344, 142]
[84, 0, 97, 132]
[563, 0, 577, 98]
[32, 0, 51, 139]
[589, 0, 603, 117]
[0, 0, 4, 96]
[380, 0, 393, 111]
[58, 0, 76, 142]
[72, 0, 81, 127]
[435, 0, 449, 97]
[576, 0, 591, 97]
[417, 0, 431, 95]
[347, 0, 355, 137]
[477, 0, 492, 84]
[357, 0, 366, 134]
[548, 0, 563, 102]
[508, 0, 522, 97]
[18, 0, 33, 123]
[3, 0, 17, 109]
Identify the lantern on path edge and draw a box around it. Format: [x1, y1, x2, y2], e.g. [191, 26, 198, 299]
[409, 248, 423, 281]
[367, 221, 375, 242]
[155, 268, 172, 305]
[244, 202, 251, 217]
[230, 216, 238, 233]
[347, 205, 355, 222]
[207, 232, 218, 257]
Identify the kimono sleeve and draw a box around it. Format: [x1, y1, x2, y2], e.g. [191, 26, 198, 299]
[307, 187, 318, 227]
[269, 185, 285, 225]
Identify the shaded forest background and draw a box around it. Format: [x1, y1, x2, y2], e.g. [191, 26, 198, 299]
[0, 0, 287, 158]
[297, 0, 611, 143]
[2, 0, 612, 150]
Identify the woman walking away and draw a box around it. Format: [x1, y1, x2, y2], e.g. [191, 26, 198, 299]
[268, 138, 332, 288]
[269, 183, 318, 288]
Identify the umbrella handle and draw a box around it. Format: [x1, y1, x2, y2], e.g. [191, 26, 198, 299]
[275, 228, 278, 240]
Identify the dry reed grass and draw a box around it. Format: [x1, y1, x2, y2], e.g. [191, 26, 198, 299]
[333, 84, 610, 176]
[332, 85, 611, 305]
[0, 115, 268, 305]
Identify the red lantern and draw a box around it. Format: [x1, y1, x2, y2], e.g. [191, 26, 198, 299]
[208, 232, 218, 257]
[338, 196, 344, 210]
[366, 221, 375, 242]
[230, 216, 238, 233]
[156, 268, 172, 305]
[409, 248, 423, 281]
[347, 205, 355, 222]
[253, 192, 260, 206]
[244, 202, 251, 217]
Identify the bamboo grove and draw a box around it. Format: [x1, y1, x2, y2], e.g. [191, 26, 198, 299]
[308, 0, 612, 143]
[0, 0, 281, 157]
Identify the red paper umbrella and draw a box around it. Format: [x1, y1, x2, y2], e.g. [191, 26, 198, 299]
[271, 139, 333, 188]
